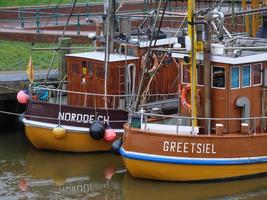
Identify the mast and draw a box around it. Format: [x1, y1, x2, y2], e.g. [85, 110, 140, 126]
[188, 0, 197, 127]
[104, 0, 115, 108]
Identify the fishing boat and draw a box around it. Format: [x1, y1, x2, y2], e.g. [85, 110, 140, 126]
[21, 1, 180, 152]
[120, 1, 267, 181]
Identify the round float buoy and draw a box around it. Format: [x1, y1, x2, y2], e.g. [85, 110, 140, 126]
[111, 138, 123, 154]
[17, 90, 29, 104]
[104, 126, 116, 141]
[89, 121, 105, 140]
[18, 178, 28, 192]
[52, 126, 66, 139]
[53, 175, 66, 186]
[104, 166, 116, 180]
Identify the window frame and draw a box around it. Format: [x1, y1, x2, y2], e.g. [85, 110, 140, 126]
[211, 66, 226, 89]
[241, 64, 251, 88]
[252, 63, 262, 86]
[230, 66, 240, 90]
[197, 64, 204, 87]
[181, 63, 190, 84]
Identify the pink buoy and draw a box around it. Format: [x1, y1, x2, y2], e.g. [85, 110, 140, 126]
[104, 166, 115, 180]
[17, 90, 29, 104]
[18, 178, 28, 192]
[104, 128, 116, 141]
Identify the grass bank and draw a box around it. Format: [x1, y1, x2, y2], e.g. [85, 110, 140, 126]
[0, 0, 103, 7]
[0, 40, 90, 71]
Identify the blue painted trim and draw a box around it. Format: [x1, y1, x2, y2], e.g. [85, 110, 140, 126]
[119, 147, 267, 166]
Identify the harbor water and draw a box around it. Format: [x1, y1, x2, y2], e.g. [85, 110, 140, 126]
[1, 115, 267, 199]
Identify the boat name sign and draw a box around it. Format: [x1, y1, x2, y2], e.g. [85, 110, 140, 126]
[58, 112, 109, 124]
[163, 141, 217, 154]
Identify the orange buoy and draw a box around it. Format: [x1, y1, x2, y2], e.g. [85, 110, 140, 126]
[181, 84, 192, 111]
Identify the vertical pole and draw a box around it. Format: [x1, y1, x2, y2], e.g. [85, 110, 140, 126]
[231, 0, 235, 33]
[110, 0, 116, 52]
[36, 9, 40, 33]
[188, 0, 197, 127]
[19, 7, 24, 28]
[204, 23, 211, 133]
[251, 0, 259, 37]
[242, 0, 250, 34]
[104, 0, 111, 108]
[77, 12, 80, 35]
[55, 5, 59, 25]
[58, 38, 72, 81]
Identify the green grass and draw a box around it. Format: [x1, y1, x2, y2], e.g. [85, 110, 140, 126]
[0, 40, 90, 71]
[0, 0, 103, 7]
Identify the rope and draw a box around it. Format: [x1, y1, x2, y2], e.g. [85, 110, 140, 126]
[174, 14, 187, 38]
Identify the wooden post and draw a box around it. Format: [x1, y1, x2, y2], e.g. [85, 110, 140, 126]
[58, 38, 72, 81]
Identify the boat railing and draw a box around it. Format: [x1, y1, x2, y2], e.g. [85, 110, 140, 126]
[131, 112, 267, 135]
[29, 85, 178, 110]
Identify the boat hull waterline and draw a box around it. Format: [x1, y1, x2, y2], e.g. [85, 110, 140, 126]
[121, 125, 267, 181]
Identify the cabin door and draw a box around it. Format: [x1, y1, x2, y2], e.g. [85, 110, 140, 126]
[83, 62, 105, 107]
[210, 66, 228, 132]
[68, 60, 83, 106]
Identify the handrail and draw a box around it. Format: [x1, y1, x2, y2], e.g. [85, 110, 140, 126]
[31, 85, 179, 98]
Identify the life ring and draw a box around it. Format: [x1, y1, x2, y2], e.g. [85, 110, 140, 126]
[141, 52, 159, 74]
[181, 84, 192, 111]
[181, 84, 201, 112]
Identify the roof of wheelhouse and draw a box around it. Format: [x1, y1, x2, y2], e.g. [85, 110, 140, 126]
[66, 51, 139, 62]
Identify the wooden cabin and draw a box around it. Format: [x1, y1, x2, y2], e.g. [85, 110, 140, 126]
[172, 49, 267, 133]
[66, 51, 139, 108]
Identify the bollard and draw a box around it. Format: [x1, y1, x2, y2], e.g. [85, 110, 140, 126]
[241, 123, 250, 135]
[216, 124, 224, 136]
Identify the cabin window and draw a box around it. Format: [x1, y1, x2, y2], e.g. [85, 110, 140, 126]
[182, 63, 190, 83]
[197, 64, 204, 86]
[231, 66, 240, 89]
[71, 61, 80, 74]
[96, 64, 105, 79]
[242, 65, 251, 87]
[212, 66, 225, 88]
[88, 63, 93, 77]
[253, 63, 262, 85]
[82, 61, 87, 75]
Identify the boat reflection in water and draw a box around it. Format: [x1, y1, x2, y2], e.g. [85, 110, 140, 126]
[122, 173, 267, 200]
[18, 149, 124, 199]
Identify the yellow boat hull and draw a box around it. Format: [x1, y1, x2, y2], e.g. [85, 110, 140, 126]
[25, 125, 113, 152]
[122, 157, 267, 181]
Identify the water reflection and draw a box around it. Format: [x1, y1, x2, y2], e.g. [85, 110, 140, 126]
[1, 118, 267, 199]
[20, 150, 124, 199]
[122, 172, 267, 200]
[0, 120, 124, 199]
